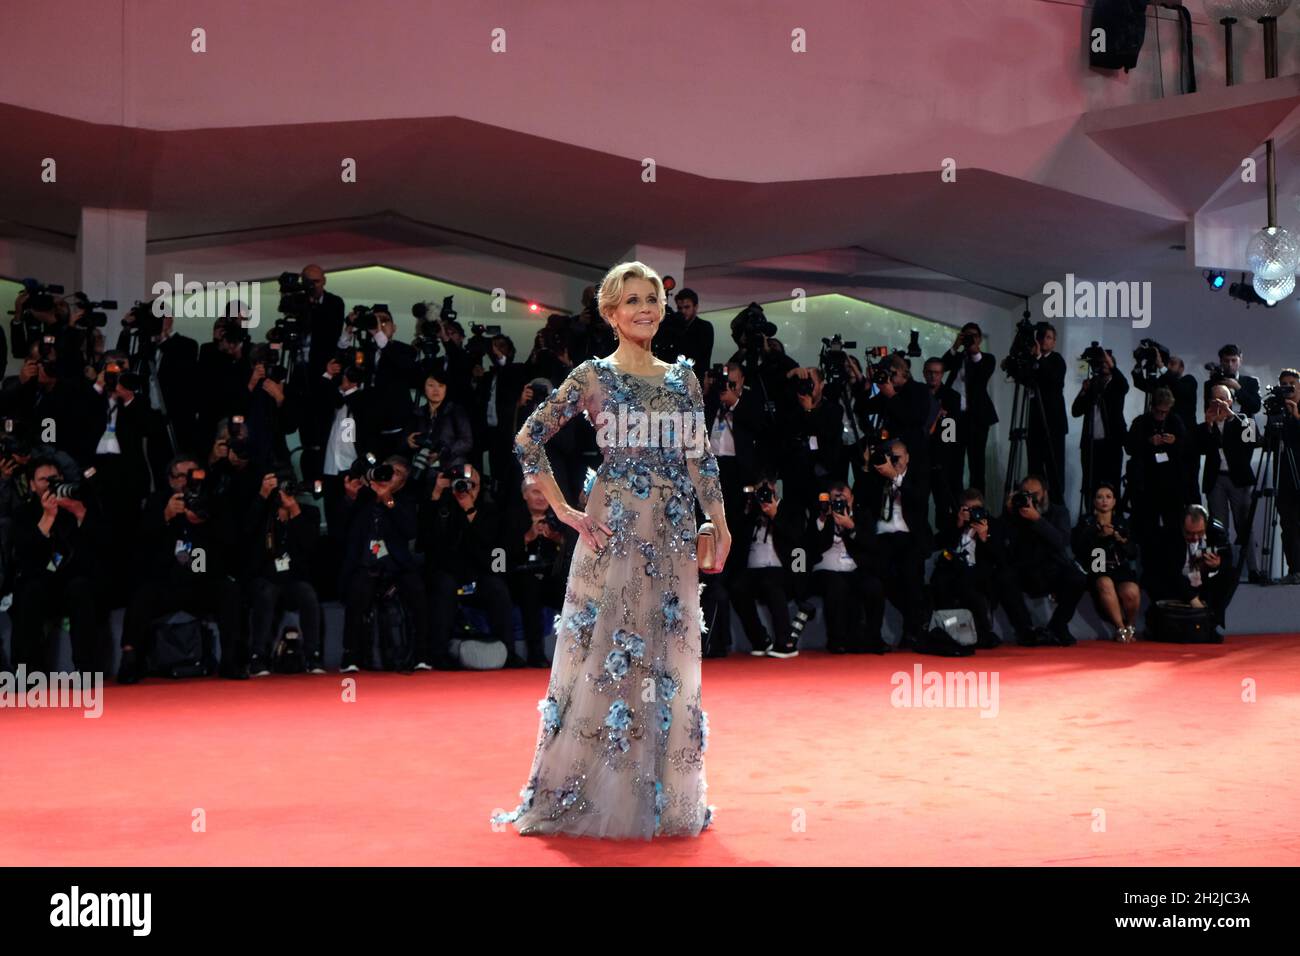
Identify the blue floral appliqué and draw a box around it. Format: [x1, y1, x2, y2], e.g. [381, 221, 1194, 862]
[538, 697, 562, 739]
[604, 698, 634, 753]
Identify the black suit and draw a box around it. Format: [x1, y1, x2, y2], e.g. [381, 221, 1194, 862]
[1071, 369, 1129, 496]
[941, 348, 999, 495]
[931, 518, 1007, 646]
[995, 500, 1086, 643]
[726, 500, 804, 651]
[855, 466, 932, 639]
[369, 339, 420, 457]
[1024, 351, 1068, 503]
[305, 291, 346, 378]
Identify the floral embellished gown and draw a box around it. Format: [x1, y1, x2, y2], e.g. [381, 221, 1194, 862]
[491, 355, 725, 839]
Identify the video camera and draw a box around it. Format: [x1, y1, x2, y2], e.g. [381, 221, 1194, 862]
[1080, 341, 1108, 378]
[70, 292, 116, 329]
[1132, 338, 1170, 379]
[733, 303, 777, 354]
[1263, 383, 1295, 417]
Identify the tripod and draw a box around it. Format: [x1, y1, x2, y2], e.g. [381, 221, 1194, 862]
[1243, 415, 1300, 586]
[1225, 415, 1300, 600]
[1001, 378, 1058, 512]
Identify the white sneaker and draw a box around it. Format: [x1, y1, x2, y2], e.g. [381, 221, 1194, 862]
[413, 661, 433, 671]
[340, 663, 360, 674]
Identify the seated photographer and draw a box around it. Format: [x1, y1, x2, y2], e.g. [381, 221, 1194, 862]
[117, 455, 245, 683]
[421, 464, 517, 667]
[338, 459, 437, 672]
[241, 469, 324, 676]
[1273, 369, 1300, 584]
[996, 474, 1085, 647]
[1149, 504, 1233, 629]
[8, 458, 102, 672]
[728, 475, 805, 657]
[930, 489, 1002, 649]
[504, 480, 575, 667]
[1071, 482, 1140, 643]
[406, 368, 473, 492]
[1070, 346, 1128, 494]
[856, 438, 931, 647]
[1197, 384, 1261, 583]
[1125, 386, 1190, 577]
[804, 480, 887, 654]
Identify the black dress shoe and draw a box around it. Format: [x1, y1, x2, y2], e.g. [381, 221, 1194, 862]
[117, 649, 142, 685]
[827, 644, 849, 655]
[527, 653, 551, 668]
[1049, 627, 1076, 647]
[504, 652, 528, 669]
[976, 634, 1002, 650]
[433, 654, 462, 671]
[1248, 571, 1268, 585]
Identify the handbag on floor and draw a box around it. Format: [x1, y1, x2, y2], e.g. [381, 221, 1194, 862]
[1146, 600, 1222, 644]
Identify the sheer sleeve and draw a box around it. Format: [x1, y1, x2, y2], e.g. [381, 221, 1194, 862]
[513, 360, 594, 481]
[683, 367, 725, 520]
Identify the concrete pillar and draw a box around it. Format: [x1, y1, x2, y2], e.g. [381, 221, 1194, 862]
[75, 208, 148, 344]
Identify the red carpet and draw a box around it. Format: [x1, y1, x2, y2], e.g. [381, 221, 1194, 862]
[6, 636, 1300, 866]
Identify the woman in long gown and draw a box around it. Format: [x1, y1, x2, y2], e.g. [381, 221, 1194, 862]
[490, 261, 732, 839]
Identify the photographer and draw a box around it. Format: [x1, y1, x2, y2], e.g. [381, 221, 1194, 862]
[475, 334, 531, 495]
[855, 438, 931, 647]
[240, 470, 324, 675]
[1150, 504, 1233, 629]
[0, 341, 98, 467]
[702, 361, 766, 524]
[1273, 369, 1300, 584]
[1070, 345, 1128, 496]
[338, 459, 437, 672]
[1196, 384, 1261, 583]
[301, 264, 347, 378]
[996, 474, 1085, 646]
[117, 456, 245, 683]
[1125, 387, 1190, 573]
[1071, 482, 1140, 642]
[1132, 342, 1198, 433]
[1204, 344, 1262, 417]
[311, 359, 380, 536]
[406, 367, 473, 491]
[364, 308, 421, 459]
[724, 305, 795, 444]
[421, 464, 516, 667]
[504, 480, 575, 667]
[1021, 322, 1068, 505]
[804, 480, 888, 654]
[923, 356, 962, 529]
[941, 323, 998, 496]
[119, 309, 202, 476]
[778, 366, 850, 517]
[930, 489, 1004, 649]
[9, 459, 102, 672]
[856, 354, 932, 479]
[727, 475, 805, 657]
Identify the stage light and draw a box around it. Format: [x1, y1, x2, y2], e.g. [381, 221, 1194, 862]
[1253, 272, 1294, 304]
[1227, 273, 1278, 307]
[528, 302, 539, 313]
[1204, 269, 1226, 290]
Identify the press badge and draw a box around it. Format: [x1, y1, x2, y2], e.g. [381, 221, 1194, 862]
[275, 554, 291, 573]
[808, 435, 819, 450]
[370, 539, 389, 559]
[47, 552, 63, 573]
[1155, 452, 1169, 464]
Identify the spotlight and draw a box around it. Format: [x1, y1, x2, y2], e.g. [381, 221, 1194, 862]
[1227, 273, 1277, 308]
[1203, 269, 1226, 290]
[528, 302, 540, 313]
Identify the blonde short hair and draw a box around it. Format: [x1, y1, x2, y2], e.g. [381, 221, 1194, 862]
[597, 261, 666, 326]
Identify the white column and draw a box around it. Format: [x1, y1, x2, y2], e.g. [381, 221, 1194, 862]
[618, 244, 687, 296]
[75, 208, 148, 344]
